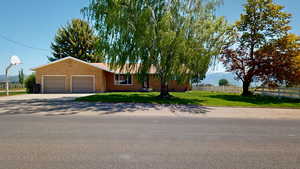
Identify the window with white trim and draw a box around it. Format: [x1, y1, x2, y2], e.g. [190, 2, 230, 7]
[114, 74, 132, 85]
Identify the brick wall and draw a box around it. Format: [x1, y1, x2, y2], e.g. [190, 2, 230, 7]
[105, 72, 143, 92]
[105, 73, 190, 92]
[148, 75, 191, 92]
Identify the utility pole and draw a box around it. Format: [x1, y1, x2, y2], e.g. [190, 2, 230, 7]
[5, 64, 13, 96]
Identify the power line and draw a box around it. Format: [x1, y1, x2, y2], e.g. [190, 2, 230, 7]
[0, 33, 50, 52]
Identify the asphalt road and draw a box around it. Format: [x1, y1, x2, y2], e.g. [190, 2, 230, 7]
[0, 115, 300, 169]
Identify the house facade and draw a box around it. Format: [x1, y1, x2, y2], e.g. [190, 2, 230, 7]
[32, 57, 191, 93]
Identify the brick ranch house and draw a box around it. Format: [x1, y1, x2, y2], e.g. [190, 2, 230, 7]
[32, 57, 191, 93]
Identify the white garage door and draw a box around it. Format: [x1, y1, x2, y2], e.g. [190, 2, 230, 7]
[72, 76, 94, 93]
[43, 76, 66, 93]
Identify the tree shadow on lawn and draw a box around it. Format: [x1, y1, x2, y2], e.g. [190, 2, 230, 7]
[208, 94, 300, 105]
[0, 95, 209, 116]
[77, 93, 209, 115]
[77, 93, 203, 105]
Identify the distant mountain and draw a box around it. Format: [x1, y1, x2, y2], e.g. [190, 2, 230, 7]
[201, 72, 242, 86]
[0, 75, 20, 83]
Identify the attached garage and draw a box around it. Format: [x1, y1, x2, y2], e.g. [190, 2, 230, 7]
[43, 76, 66, 93]
[33, 57, 107, 93]
[71, 76, 95, 93]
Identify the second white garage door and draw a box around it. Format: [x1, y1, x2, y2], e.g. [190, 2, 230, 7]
[72, 76, 95, 93]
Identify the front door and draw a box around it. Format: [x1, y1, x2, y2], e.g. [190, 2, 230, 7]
[142, 75, 150, 88]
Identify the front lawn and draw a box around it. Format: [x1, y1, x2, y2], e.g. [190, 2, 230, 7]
[0, 91, 27, 97]
[76, 91, 300, 108]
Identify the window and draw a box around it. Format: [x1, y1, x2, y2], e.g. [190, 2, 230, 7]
[114, 74, 132, 85]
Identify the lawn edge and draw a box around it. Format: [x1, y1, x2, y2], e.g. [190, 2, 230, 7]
[75, 99, 300, 109]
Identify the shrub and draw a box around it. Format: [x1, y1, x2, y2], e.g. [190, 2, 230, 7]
[24, 74, 36, 93]
[219, 79, 229, 86]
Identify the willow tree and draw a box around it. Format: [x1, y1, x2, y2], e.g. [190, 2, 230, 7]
[83, 0, 230, 97]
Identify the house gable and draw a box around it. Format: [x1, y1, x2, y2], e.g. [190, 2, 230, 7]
[31, 57, 109, 72]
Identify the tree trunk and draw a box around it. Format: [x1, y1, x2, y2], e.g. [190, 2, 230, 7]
[242, 80, 252, 96]
[159, 78, 171, 98]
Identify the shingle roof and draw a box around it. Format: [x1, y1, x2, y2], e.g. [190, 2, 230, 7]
[31, 56, 157, 74]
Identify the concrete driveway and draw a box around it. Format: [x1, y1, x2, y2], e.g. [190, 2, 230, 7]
[0, 93, 92, 101]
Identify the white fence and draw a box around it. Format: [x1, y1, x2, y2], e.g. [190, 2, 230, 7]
[255, 87, 300, 99]
[193, 86, 300, 99]
[193, 86, 243, 93]
[0, 83, 25, 90]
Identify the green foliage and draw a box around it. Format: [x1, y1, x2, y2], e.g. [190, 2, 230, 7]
[221, 0, 292, 96]
[219, 79, 229, 86]
[48, 18, 103, 62]
[255, 34, 300, 86]
[236, 0, 291, 49]
[0, 92, 26, 97]
[83, 0, 231, 96]
[24, 74, 36, 93]
[18, 69, 24, 84]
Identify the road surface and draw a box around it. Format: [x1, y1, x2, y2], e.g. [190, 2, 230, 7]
[0, 115, 299, 169]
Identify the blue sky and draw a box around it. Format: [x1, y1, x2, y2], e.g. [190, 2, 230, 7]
[0, 0, 299, 76]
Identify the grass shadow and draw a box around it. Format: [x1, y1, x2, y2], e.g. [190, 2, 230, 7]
[76, 93, 208, 114]
[76, 93, 204, 105]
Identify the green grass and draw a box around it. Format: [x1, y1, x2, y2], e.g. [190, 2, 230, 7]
[76, 91, 300, 108]
[0, 91, 27, 97]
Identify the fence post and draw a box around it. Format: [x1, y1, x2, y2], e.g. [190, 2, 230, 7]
[278, 88, 281, 98]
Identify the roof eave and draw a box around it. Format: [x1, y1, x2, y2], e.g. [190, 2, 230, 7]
[31, 56, 110, 72]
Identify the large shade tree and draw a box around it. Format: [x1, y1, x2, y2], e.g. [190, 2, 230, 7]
[254, 34, 300, 86]
[294, 50, 300, 85]
[221, 0, 291, 96]
[83, 0, 230, 97]
[48, 18, 103, 62]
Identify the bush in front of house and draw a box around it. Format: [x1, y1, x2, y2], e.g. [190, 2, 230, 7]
[219, 79, 229, 86]
[24, 74, 36, 93]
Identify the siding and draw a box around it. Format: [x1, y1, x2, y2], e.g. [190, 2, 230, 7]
[35, 58, 106, 93]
